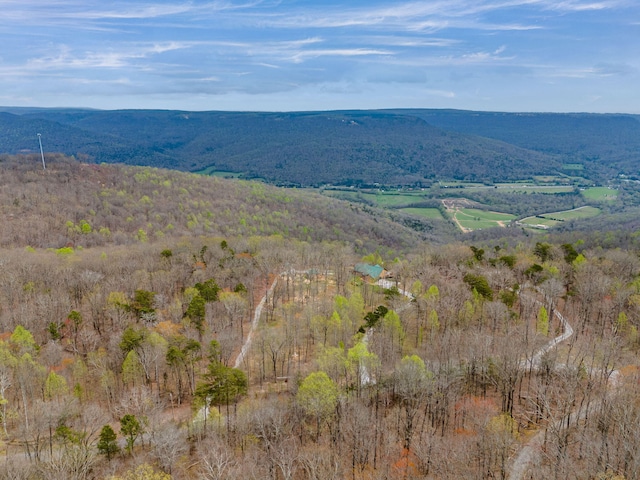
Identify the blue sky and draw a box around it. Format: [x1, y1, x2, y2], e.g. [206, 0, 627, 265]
[1, 0, 638, 112]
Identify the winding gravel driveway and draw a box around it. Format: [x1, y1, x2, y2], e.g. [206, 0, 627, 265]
[234, 275, 279, 369]
[508, 292, 620, 479]
[230, 273, 600, 480]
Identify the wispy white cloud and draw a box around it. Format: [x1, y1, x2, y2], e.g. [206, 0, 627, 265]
[63, 3, 195, 20]
[459, 52, 509, 62]
[190, 76, 222, 82]
[0, 0, 624, 38]
[11, 35, 389, 79]
[544, 65, 632, 78]
[1, 0, 637, 112]
[471, 22, 543, 31]
[361, 36, 460, 48]
[0, 0, 267, 31]
[69, 76, 133, 85]
[254, 0, 586, 32]
[289, 48, 393, 63]
[22, 41, 196, 71]
[255, 62, 282, 69]
[384, 45, 515, 68]
[546, 0, 625, 12]
[425, 88, 456, 98]
[456, 49, 516, 64]
[593, 62, 636, 76]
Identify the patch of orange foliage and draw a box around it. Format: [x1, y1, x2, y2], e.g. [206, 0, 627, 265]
[393, 448, 419, 478]
[155, 320, 182, 338]
[454, 395, 499, 433]
[61, 357, 75, 369]
[455, 395, 499, 416]
[617, 365, 640, 379]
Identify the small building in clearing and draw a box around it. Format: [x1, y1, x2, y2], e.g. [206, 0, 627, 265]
[354, 263, 388, 281]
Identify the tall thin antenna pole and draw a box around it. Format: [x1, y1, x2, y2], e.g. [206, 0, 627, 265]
[37, 133, 46, 170]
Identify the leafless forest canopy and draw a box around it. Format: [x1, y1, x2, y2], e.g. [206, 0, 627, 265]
[1, 155, 640, 479]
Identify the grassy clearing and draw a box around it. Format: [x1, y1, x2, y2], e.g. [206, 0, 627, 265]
[196, 167, 242, 178]
[519, 217, 558, 228]
[547, 206, 601, 220]
[366, 193, 426, 207]
[504, 185, 573, 193]
[399, 208, 445, 220]
[322, 190, 433, 209]
[532, 175, 572, 183]
[520, 206, 601, 229]
[477, 185, 573, 194]
[582, 187, 618, 201]
[436, 181, 574, 194]
[454, 208, 516, 230]
[438, 181, 485, 188]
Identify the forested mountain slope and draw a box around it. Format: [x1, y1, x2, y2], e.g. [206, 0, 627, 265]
[401, 109, 640, 180]
[0, 112, 174, 166]
[0, 154, 445, 251]
[0, 109, 563, 185]
[4, 107, 639, 186]
[2, 154, 640, 479]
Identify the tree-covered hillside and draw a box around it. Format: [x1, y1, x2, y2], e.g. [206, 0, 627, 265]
[4, 107, 640, 186]
[0, 154, 451, 251]
[0, 109, 563, 185]
[2, 153, 640, 479]
[404, 109, 640, 181]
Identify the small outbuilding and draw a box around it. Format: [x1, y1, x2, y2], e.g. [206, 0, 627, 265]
[354, 263, 388, 281]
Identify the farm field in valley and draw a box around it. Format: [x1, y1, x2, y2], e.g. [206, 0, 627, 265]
[519, 206, 602, 229]
[440, 198, 516, 232]
[453, 207, 516, 231]
[364, 192, 427, 207]
[581, 186, 618, 201]
[453, 183, 575, 194]
[320, 178, 623, 234]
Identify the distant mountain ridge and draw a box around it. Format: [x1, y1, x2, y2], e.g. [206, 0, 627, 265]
[1, 108, 638, 186]
[389, 109, 640, 180]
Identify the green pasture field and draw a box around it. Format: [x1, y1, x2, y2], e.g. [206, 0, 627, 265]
[325, 179, 585, 205]
[476, 184, 573, 194]
[437, 181, 485, 188]
[399, 208, 445, 220]
[582, 187, 618, 201]
[520, 206, 601, 229]
[197, 167, 242, 178]
[519, 217, 558, 228]
[532, 175, 572, 183]
[365, 192, 427, 207]
[547, 205, 601, 220]
[436, 181, 574, 194]
[454, 208, 516, 230]
[562, 163, 584, 170]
